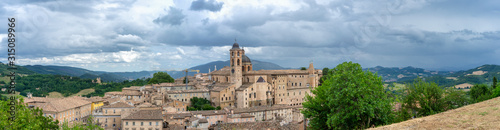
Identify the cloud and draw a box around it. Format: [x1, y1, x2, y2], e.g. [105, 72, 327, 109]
[2, 0, 500, 72]
[189, 0, 224, 12]
[153, 7, 186, 26]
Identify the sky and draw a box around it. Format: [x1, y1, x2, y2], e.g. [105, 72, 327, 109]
[1, 0, 500, 72]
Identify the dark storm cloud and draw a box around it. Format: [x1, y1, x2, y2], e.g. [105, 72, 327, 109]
[2, 0, 500, 71]
[154, 7, 186, 26]
[189, 0, 224, 12]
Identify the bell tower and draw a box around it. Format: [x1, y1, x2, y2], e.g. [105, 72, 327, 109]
[230, 40, 243, 87]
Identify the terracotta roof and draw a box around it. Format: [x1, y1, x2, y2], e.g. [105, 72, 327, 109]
[236, 83, 253, 91]
[137, 102, 153, 108]
[104, 97, 121, 104]
[211, 83, 233, 92]
[231, 104, 301, 114]
[123, 91, 142, 96]
[102, 102, 134, 108]
[122, 109, 163, 120]
[105, 91, 123, 95]
[191, 110, 227, 116]
[166, 89, 209, 94]
[210, 66, 230, 75]
[85, 96, 104, 102]
[199, 118, 208, 123]
[228, 113, 255, 118]
[166, 113, 192, 119]
[28, 96, 91, 112]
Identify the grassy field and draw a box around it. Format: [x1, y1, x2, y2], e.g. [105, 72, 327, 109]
[70, 88, 95, 97]
[371, 96, 500, 129]
[47, 92, 64, 98]
[47, 88, 95, 98]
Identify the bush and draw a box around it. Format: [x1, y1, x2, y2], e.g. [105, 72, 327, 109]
[470, 84, 492, 103]
[400, 78, 445, 119]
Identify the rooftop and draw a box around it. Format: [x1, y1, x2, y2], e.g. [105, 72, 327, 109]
[122, 109, 163, 120]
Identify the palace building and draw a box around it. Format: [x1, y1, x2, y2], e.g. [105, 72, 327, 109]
[209, 41, 322, 108]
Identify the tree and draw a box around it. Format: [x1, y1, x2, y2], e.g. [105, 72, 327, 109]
[300, 67, 307, 70]
[442, 87, 470, 110]
[147, 72, 174, 84]
[0, 98, 59, 129]
[319, 67, 329, 84]
[187, 97, 216, 111]
[493, 77, 497, 89]
[302, 62, 394, 129]
[470, 84, 492, 103]
[61, 116, 103, 130]
[400, 78, 445, 119]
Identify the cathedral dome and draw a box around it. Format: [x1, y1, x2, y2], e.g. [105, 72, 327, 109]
[231, 43, 240, 49]
[242, 54, 251, 63]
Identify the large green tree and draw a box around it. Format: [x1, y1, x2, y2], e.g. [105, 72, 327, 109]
[470, 84, 492, 103]
[302, 62, 394, 129]
[147, 72, 174, 84]
[400, 78, 445, 118]
[0, 98, 59, 129]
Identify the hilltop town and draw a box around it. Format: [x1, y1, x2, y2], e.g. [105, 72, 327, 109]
[23, 42, 322, 130]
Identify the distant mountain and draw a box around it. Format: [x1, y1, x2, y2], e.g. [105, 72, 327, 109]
[109, 71, 156, 80]
[364, 66, 452, 82]
[0, 63, 36, 76]
[23, 65, 128, 82]
[24, 65, 106, 77]
[169, 60, 286, 79]
[425, 64, 500, 87]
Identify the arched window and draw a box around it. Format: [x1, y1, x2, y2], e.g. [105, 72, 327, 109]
[247, 77, 250, 82]
[237, 59, 240, 66]
[232, 52, 234, 56]
[242, 66, 245, 72]
[237, 52, 240, 56]
[226, 77, 229, 82]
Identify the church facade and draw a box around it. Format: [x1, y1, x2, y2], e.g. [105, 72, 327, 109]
[209, 42, 322, 108]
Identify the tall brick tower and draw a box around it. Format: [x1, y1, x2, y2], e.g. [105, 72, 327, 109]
[230, 40, 243, 88]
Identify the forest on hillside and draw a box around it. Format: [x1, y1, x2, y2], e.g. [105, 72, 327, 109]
[0, 74, 149, 97]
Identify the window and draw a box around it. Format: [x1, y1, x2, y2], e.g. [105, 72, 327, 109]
[156, 122, 159, 126]
[141, 122, 144, 126]
[229, 97, 231, 100]
[150, 122, 152, 126]
[113, 110, 115, 113]
[133, 122, 135, 126]
[126, 122, 128, 125]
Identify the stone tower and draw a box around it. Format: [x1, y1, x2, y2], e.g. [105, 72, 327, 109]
[308, 61, 316, 88]
[230, 41, 244, 88]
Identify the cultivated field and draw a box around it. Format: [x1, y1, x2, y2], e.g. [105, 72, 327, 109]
[371, 96, 500, 130]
